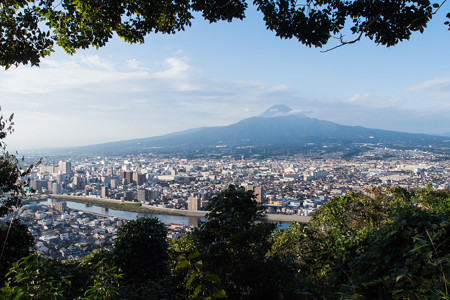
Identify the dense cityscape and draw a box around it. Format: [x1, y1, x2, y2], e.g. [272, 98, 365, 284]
[16, 202, 187, 260]
[26, 147, 449, 214]
[11, 147, 447, 260]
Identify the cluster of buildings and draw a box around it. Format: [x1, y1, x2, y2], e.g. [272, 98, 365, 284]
[16, 200, 123, 260]
[9, 199, 190, 260]
[24, 147, 449, 217]
[1, 147, 446, 260]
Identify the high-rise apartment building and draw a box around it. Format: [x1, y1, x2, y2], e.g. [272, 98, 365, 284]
[30, 179, 47, 192]
[110, 179, 119, 189]
[245, 185, 264, 203]
[133, 173, 146, 186]
[188, 196, 201, 211]
[122, 191, 133, 201]
[137, 189, 149, 202]
[120, 171, 133, 185]
[73, 176, 86, 189]
[148, 189, 160, 201]
[101, 186, 109, 198]
[58, 161, 72, 174]
[52, 182, 61, 194]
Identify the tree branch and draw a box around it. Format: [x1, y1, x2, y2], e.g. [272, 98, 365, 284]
[321, 13, 381, 53]
[322, 0, 446, 52]
[433, 0, 447, 15]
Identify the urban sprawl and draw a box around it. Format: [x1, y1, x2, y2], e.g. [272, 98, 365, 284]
[5, 147, 449, 260]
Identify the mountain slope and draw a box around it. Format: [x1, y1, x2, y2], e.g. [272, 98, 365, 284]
[71, 111, 448, 155]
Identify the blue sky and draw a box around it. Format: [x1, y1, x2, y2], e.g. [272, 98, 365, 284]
[1, 4, 450, 151]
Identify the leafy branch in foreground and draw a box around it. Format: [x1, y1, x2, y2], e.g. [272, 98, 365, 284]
[0, 110, 38, 287]
[2, 0, 449, 68]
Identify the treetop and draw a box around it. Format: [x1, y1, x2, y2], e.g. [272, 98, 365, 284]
[1, 0, 449, 69]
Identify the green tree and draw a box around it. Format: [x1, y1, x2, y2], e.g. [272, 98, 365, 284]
[0, 113, 33, 217]
[2, 0, 449, 69]
[269, 187, 450, 298]
[333, 187, 450, 299]
[0, 254, 72, 299]
[0, 111, 36, 287]
[270, 222, 335, 298]
[63, 249, 122, 299]
[310, 188, 393, 251]
[113, 217, 169, 281]
[112, 217, 172, 299]
[0, 219, 34, 287]
[1, 250, 123, 299]
[172, 185, 297, 299]
[171, 247, 227, 300]
[310, 187, 450, 298]
[337, 207, 450, 299]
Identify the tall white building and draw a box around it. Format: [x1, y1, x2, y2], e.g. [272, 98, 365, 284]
[58, 161, 72, 174]
[188, 197, 201, 211]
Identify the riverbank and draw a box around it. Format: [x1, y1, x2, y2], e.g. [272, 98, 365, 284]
[48, 195, 201, 216]
[47, 194, 310, 223]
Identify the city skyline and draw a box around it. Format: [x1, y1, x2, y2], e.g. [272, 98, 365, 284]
[1, 5, 450, 151]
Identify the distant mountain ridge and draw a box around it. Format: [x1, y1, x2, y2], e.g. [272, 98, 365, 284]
[58, 105, 449, 155]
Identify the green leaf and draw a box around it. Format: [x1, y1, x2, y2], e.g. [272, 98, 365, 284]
[186, 273, 196, 289]
[192, 284, 203, 297]
[175, 260, 189, 270]
[205, 273, 220, 283]
[188, 252, 200, 260]
[392, 289, 404, 295]
[212, 288, 227, 298]
[396, 274, 405, 282]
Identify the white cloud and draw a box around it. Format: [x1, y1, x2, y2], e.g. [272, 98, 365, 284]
[0, 59, 146, 96]
[126, 58, 149, 71]
[346, 93, 370, 103]
[132, 98, 149, 104]
[79, 55, 115, 71]
[407, 77, 450, 104]
[269, 84, 289, 92]
[410, 77, 450, 91]
[1, 54, 298, 149]
[341, 93, 407, 110]
[86, 104, 127, 113]
[155, 57, 190, 78]
[289, 108, 310, 114]
[2, 53, 449, 150]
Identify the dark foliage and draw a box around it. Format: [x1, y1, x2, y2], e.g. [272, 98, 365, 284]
[337, 208, 449, 299]
[2, 0, 448, 68]
[113, 217, 170, 283]
[0, 113, 34, 218]
[0, 185, 448, 299]
[307, 186, 450, 298]
[172, 185, 298, 299]
[270, 222, 335, 298]
[0, 219, 34, 287]
[1, 251, 122, 299]
[0, 111, 37, 288]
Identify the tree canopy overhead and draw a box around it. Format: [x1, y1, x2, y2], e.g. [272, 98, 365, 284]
[1, 0, 449, 69]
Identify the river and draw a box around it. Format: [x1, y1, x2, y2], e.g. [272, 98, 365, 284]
[38, 199, 291, 228]
[38, 199, 204, 227]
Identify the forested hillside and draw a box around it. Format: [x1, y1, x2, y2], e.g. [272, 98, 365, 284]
[1, 185, 449, 299]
